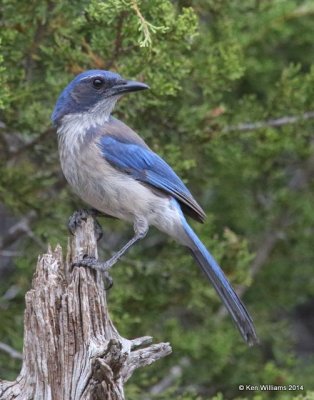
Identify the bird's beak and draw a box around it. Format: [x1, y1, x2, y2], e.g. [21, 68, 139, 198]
[111, 80, 149, 95]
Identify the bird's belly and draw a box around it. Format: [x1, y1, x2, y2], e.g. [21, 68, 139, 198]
[59, 140, 188, 243]
[61, 147, 158, 218]
[80, 171, 155, 222]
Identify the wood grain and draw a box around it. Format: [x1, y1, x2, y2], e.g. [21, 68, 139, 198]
[0, 216, 171, 399]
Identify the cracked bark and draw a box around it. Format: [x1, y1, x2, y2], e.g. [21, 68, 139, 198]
[0, 216, 171, 399]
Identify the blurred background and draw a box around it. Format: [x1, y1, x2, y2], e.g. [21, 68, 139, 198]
[0, 0, 314, 399]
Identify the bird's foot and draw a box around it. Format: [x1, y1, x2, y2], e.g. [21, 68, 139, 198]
[93, 219, 103, 241]
[72, 255, 113, 290]
[73, 255, 113, 272]
[68, 209, 103, 241]
[103, 273, 114, 290]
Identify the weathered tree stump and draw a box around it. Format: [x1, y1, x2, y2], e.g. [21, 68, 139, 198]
[0, 216, 171, 399]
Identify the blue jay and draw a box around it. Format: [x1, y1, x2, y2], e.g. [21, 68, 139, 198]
[52, 70, 258, 345]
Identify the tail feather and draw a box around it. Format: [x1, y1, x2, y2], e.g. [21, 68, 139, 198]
[183, 221, 259, 346]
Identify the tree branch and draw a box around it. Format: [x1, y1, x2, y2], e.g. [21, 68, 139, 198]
[5, 128, 54, 163]
[0, 342, 23, 361]
[0, 216, 171, 399]
[105, 11, 127, 69]
[223, 111, 314, 132]
[0, 211, 37, 251]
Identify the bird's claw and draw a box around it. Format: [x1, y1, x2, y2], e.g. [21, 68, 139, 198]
[103, 273, 114, 290]
[72, 255, 113, 290]
[94, 220, 103, 241]
[68, 209, 91, 235]
[72, 255, 110, 271]
[68, 209, 103, 241]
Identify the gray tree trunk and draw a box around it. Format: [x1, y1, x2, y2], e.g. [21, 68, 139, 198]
[0, 216, 171, 399]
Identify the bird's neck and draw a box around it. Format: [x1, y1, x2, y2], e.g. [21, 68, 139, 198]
[57, 112, 111, 159]
[57, 111, 107, 166]
[57, 112, 106, 138]
[57, 97, 118, 138]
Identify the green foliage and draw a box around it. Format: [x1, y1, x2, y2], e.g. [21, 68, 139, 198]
[1, 0, 314, 398]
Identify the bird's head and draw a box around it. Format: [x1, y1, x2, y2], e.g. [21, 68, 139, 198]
[51, 70, 149, 127]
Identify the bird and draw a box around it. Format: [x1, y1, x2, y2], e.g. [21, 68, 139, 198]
[52, 69, 258, 346]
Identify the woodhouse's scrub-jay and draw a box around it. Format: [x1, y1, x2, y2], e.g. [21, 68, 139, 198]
[52, 70, 258, 345]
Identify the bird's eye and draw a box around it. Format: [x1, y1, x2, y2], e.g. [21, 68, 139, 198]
[92, 78, 104, 89]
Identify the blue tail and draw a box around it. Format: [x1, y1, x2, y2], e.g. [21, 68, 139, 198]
[183, 221, 258, 346]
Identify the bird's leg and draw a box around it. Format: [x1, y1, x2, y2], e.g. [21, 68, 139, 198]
[68, 208, 104, 241]
[73, 218, 149, 273]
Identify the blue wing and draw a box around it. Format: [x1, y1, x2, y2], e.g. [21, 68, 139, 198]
[98, 134, 206, 223]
